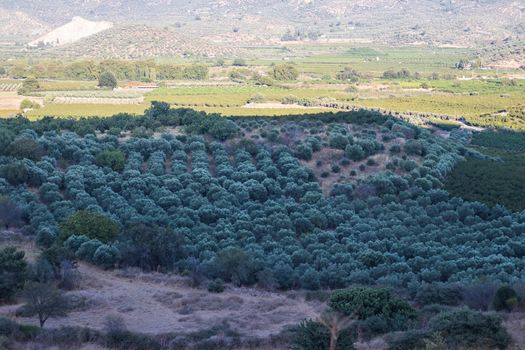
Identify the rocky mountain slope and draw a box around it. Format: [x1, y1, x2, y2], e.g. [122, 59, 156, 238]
[1, 0, 524, 52]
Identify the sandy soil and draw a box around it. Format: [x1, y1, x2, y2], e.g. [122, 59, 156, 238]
[0, 92, 43, 111]
[0, 263, 322, 338]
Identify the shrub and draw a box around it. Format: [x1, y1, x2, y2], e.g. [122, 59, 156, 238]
[7, 138, 44, 161]
[64, 235, 90, 253]
[271, 64, 299, 81]
[329, 134, 350, 150]
[462, 283, 498, 311]
[18, 77, 40, 95]
[388, 332, 447, 350]
[248, 94, 266, 104]
[296, 144, 313, 161]
[345, 144, 365, 161]
[429, 309, 510, 350]
[414, 284, 463, 306]
[291, 319, 354, 350]
[0, 247, 28, 302]
[93, 245, 120, 270]
[331, 164, 341, 173]
[493, 286, 520, 312]
[404, 140, 426, 156]
[0, 197, 22, 230]
[207, 278, 225, 293]
[336, 67, 360, 82]
[20, 99, 39, 110]
[389, 144, 402, 154]
[75, 240, 103, 262]
[232, 58, 247, 66]
[105, 330, 161, 350]
[213, 247, 256, 286]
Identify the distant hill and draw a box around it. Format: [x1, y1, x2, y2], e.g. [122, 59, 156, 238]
[29, 16, 113, 47]
[42, 25, 241, 59]
[1, 0, 524, 51]
[0, 8, 50, 41]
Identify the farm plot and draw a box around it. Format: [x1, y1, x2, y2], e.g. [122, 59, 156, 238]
[0, 82, 22, 92]
[37, 90, 146, 105]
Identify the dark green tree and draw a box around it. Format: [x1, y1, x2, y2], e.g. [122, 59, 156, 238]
[493, 286, 520, 312]
[96, 149, 126, 172]
[98, 71, 118, 89]
[429, 309, 510, 350]
[271, 64, 299, 81]
[0, 247, 28, 302]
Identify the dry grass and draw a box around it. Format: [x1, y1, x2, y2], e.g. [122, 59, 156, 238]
[0, 263, 323, 338]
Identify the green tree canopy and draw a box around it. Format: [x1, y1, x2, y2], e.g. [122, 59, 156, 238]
[0, 247, 28, 302]
[98, 71, 118, 89]
[271, 64, 299, 81]
[60, 211, 119, 243]
[96, 149, 126, 172]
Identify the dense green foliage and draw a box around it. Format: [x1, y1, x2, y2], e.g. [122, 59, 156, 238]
[428, 309, 510, 349]
[18, 77, 40, 95]
[292, 319, 354, 350]
[444, 152, 525, 211]
[59, 211, 119, 243]
[471, 130, 525, 152]
[9, 60, 209, 82]
[492, 286, 520, 312]
[98, 71, 118, 89]
[271, 64, 299, 81]
[0, 247, 28, 302]
[1, 105, 525, 291]
[330, 288, 416, 334]
[95, 149, 126, 172]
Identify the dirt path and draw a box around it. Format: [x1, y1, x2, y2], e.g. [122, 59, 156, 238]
[0, 263, 322, 338]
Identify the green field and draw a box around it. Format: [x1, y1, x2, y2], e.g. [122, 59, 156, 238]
[26, 104, 147, 119]
[358, 93, 525, 118]
[445, 150, 525, 212]
[1, 45, 522, 126]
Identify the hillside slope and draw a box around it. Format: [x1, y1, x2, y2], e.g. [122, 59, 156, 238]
[0, 8, 50, 41]
[45, 25, 241, 59]
[1, 0, 524, 46]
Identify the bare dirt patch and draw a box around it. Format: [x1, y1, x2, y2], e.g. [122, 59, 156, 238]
[0, 92, 43, 111]
[0, 263, 322, 338]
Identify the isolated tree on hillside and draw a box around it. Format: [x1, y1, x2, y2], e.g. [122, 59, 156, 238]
[98, 71, 118, 89]
[20, 282, 69, 328]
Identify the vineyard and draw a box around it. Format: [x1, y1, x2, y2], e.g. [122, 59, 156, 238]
[0, 82, 21, 92]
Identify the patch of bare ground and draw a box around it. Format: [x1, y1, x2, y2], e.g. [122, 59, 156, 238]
[0, 263, 323, 338]
[0, 93, 44, 110]
[302, 133, 418, 195]
[504, 313, 525, 345]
